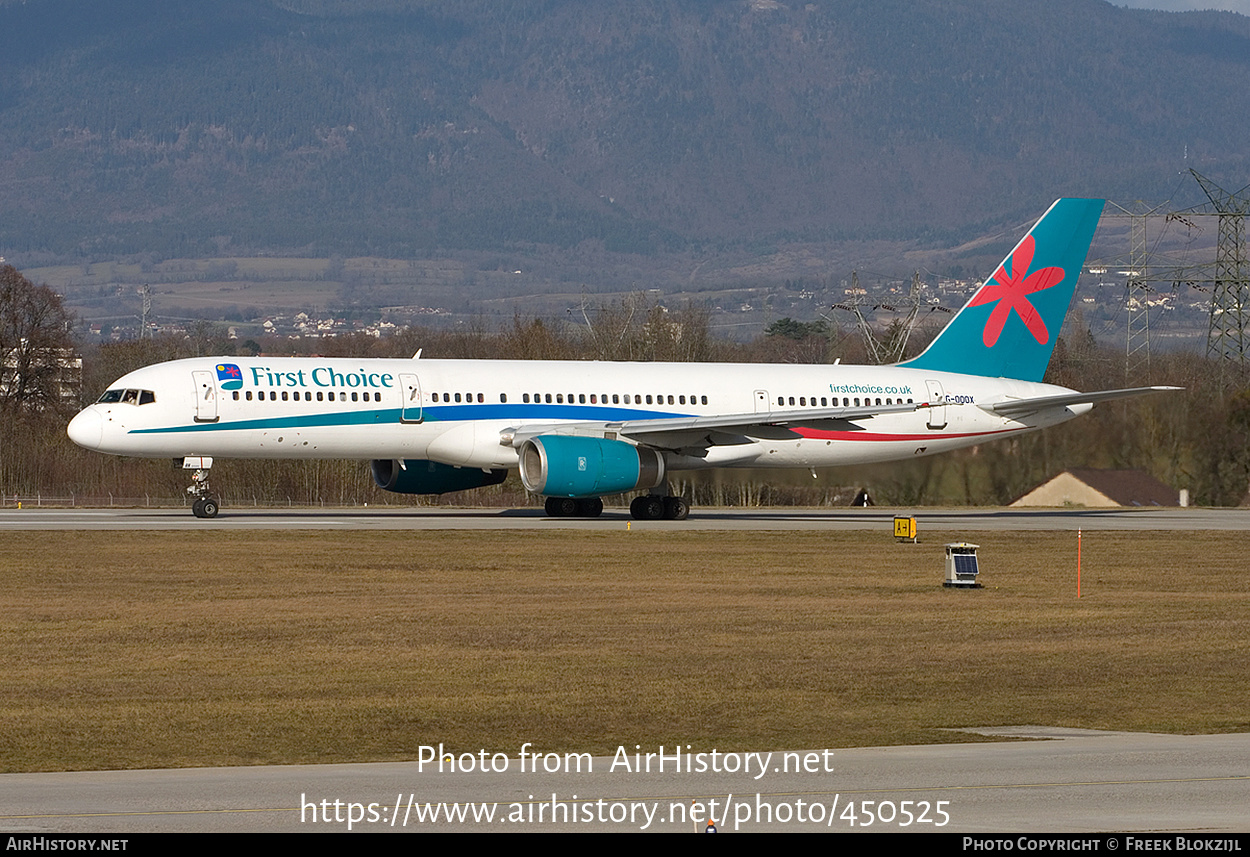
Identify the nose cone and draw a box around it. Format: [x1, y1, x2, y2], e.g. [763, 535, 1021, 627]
[67, 408, 103, 449]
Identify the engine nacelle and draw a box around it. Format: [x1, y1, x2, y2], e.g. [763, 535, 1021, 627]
[371, 459, 507, 495]
[518, 435, 665, 498]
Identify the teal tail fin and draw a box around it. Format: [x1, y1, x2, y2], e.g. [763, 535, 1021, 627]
[899, 198, 1104, 382]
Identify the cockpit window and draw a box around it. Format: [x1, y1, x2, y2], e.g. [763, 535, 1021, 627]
[97, 389, 156, 405]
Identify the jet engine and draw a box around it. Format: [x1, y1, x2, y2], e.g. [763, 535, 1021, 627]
[371, 459, 507, 495]
[517, 435, 665, 498]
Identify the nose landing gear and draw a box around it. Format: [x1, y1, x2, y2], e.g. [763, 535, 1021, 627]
[183, 457, 220, 518]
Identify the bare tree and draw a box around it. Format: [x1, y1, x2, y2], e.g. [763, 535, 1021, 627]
[0, 265, 78, 416]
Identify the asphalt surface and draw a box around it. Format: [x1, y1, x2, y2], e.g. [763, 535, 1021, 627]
[2, 728, 1247, 833]
[1, 506, 1247, 531]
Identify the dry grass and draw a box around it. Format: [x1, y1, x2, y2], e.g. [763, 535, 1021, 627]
[1, 529, 1247, 772]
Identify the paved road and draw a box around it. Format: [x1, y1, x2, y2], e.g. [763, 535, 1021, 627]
[2, 506, 1247, 531]
[2, 728, 1247, 833]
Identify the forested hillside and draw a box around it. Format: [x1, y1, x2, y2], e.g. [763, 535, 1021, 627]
[1, 0, 1247, 261]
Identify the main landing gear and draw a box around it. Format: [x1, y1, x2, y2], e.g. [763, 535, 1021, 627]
[629, 494, 689, 521]
[541, 495, 690, 520]
[544, 496, 604, 518]
[183, 457, 220, 518]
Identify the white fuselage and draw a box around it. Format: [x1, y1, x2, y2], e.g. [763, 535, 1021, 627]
[67, 356, 1087, 471]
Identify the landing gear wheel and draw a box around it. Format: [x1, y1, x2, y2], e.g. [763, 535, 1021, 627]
[575, 498, 604, 517]
[192, 497, 219, 518]
[545, 496, 578, 517]
[663, 497, 689, 520]
[630, 495, 665, 520]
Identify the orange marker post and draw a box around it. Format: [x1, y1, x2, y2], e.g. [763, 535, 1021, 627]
[1077, 528, 1082, 599]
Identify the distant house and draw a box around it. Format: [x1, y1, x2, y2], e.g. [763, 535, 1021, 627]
[1011, 469, 1181, 508]
[1, 344, 82, 411]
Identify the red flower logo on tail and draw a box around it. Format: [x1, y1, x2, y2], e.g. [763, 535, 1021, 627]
[968, 236, 1067, 348]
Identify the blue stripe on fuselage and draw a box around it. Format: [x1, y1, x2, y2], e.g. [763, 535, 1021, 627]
[128, 403, 687, 434]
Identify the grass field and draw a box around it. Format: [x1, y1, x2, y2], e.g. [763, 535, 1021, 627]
[1, 529, 1247, 773]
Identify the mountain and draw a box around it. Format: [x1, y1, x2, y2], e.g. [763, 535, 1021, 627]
[1, 0, 1247, 260]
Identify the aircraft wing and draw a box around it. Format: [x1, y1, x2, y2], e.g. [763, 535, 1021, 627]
[504, 400, 924, 447]
[985, 386, 1181, 418]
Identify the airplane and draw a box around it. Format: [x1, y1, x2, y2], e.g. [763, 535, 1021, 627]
[67, 198, 1176, 519]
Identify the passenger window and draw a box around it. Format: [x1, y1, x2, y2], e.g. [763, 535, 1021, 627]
[579, 394, 586, 404]
[523, 393, 530, 403]
[789, 397, 795, 406]
[246, 391, 253, 401]
[545, 394, 552, 403]
[800, 397, 806, 406]
[701, 396, 707, 405]
[477, 393, 484, 403]
[667, 395, 674, 405]
[500, 393, 508, 403]
[282, 391, 289, 401]
[557, 394, 564, 404]
[232, 391, 239, 401]
[317, 392, 323, 401]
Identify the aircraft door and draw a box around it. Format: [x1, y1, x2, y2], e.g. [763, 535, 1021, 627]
[754, 390, 771, 414]
[924, 379, 947, 429]
[192, 370, 218, 423]
[399, 373, 422, 423]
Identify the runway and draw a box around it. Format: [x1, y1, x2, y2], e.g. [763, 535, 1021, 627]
[1, 506, 1247, 531]
[2, 728, 1247, 833]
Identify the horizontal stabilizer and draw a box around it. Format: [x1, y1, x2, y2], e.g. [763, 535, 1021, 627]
[987, 386, 1181, 418]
